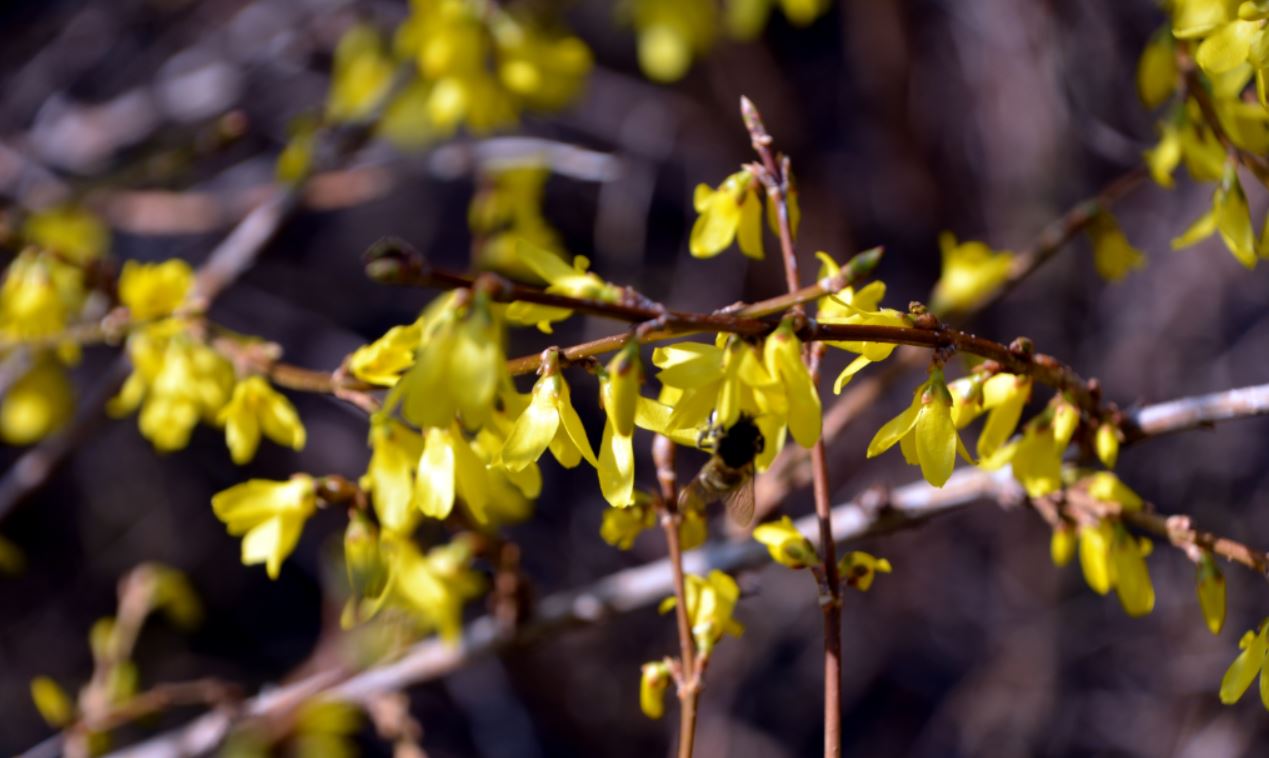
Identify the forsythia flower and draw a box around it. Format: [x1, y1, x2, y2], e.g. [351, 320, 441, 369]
[500, 356, 597, 471]
[1050, 524, 1076, 567]
[838, 551, 892, 592]
[984, 401, 1079, 498]
[348, 322, 423, 386]
[505, 241, 624, 333]
[211, 475, 317, 579]
[218, 376, 306, 464]
[639, 661, 671, 720]
[1137, 27, 1178, 109]
[0, 358, 73, 445]
[1095, 420, 1122, 469]
[468, 167, 566, 278]
[929, 232, 1013, 315]
[24, 205, 109, 264]
[1075, 473, 1155, 617]
[326, 24, 394, 122]
[1173, 160, 1261, 269]
[630, 0, 717, 82]
[1197, 552, 1227, 635]
[30, 676, 74, 728]
[599, 342, 642, 507]
[601, 500, 658, 549]
[291, 699, 362, 758]
[866, 369, 969, 488]
[813, 255, 907, 391]
[1219, 620, 1269, 710]
[753, 516, 817, 568]
[975, 373, 1032, 460]
[763, 320, 821, 447]
[416, 424, 492, 523]
[0, 251, 84, 348]
[117, 259, 194, 322]
[377, 534, 484, 642]
[690, 169, 764, 259]
[1088, 212, 1146, 282]
[362, 418, 424, 535]
[659, 570, 744, 654]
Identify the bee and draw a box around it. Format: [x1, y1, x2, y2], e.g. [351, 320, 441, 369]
[679, 414, 765, 528]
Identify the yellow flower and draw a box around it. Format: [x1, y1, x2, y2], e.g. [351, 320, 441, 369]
[1173, 161, 1259, 268]
[1197, 553, 1226, 635]
[813, 262, 907, 391]
[24, 205, 109, 264]
[0, 251, 82, 346]
[0, 357, 73, 445]
[348, 322, 422, 386]
[118, 259, 194, 322]
[291, 699, 362, 758]
[652, 336, 772, 438]
[1095, 421, 1121, 469]
[218, 376, 306, 464]
[326, 24, 394, 122]
[778, 0, 829, 26]
[1109, 524, 1155, 617]
[1004, 416, 1067, 498]
[838, 551, 892, 592]
[976, 373, 1031, 460]
[361, 418, 423, 535]
[500, 360, 597, 471]
[1219, 620, 1269, 709]
[599, 342, 642, 507]
[1087, 471, 1143, 511]
[639, 661, 671, 720]
[1145, 121, 1183, 188]
[505, 241, 623, 333]
[211, 475, 317, 579]
[659, 570, 744, 654]
[416, 424, 492, 523]
[30, 676, 74, 728]
[753, 516, 817, 569]
[1137, 27, 1178, 108]
[1173, 0, 1232, 39]
[929, 233, 1013, 315]
[630, 0, 717, 82]
[468, 168, 564, 279]
[690, 169, 764, 259]
[1078, 521, 1114, 595]
[600, 499, 657, 549]
[493, 16, 592, 111]
[763, 320, 821, 447]
[343, 513, 389, 623]
[1050, 525, 1076, 567]
[866, 369, 969, 488]
[1088, 212, 1146, 282]
[378, 534, 484, 642]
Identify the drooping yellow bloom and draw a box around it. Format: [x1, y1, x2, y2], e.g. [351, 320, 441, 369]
[30, 676, 74, 728]
[1109, 523, 1155, 617]
[753, 516, 817, 569]
[0, 251, 83, 348]
[929, 233, 1013, 315]
[1088, 212, 1146, 282]
[813, 255, 907, 390]
[377, 534, 485, 642]
[763, 320, 821, 447]
[500, 360, 597, 471]
[1219, 620, 1269, 709]
[361, 418, 424, 535]
[1073, 474, 1154, 616]
[630, 0, 717, 82]
[1137, 27, 1178, 108]
[690, 169, 764, 259]
[505, 241, 624, 333]
[468, 167, 565, 279]
[24, 205, 109, 265]
[838, 551, 892, 592]
[1050, 525, 1076, 567]
[211, 475, 317, 579]
[996, 415, 1069, 498]
[291, 699, 363, 758]
[218, 376, 306, 464]
[599, 342, 642, 507]
[493, 15, 592, 111]
[326, 24, 394, 122]
[0, 358, 73, 445]
[866, 369, 969, 488]
[600, 498, 658, 549]
[659, 570, 744, 654]
[348, 322, 423, 387]
[1173, 161, 1259, 269]
[1095, 421, 1122, 469]
[975, 373, 1031, 460]
[1197, 553, 1227, 635]
[415, 424, 492, 523]
[639, 661, 671, 720]
[117, 259, 194, 322]
[342, 513, 388, 625]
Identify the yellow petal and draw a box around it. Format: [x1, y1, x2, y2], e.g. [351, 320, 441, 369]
[500, 384, 560, 471]
[1111, 527, 1155, 617]
[416, 428, 457, 519]
[914, 395, 956, 487]
[737, 189, 765, 259]
[1197, 556, 1227, 635]
[598, 422, 635, 507]
[866, 399, 921, 458]
[30, 676, 74, 727]
[1220, 627, 1268, 704]
[1079, 523, 1113, 596]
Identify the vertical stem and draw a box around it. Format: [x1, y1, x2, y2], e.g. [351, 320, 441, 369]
[654, 435, 700, 758]
[742, 96, 843, 758]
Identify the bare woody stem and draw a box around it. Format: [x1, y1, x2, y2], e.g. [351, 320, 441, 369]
[741, 94, 842, 758]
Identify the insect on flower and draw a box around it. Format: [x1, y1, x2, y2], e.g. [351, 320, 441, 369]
[679, 413, 765, 528]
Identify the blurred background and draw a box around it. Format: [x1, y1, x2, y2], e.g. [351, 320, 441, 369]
[3, 0, 1269, 755]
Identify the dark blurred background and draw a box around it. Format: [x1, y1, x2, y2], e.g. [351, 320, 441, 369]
[3, 0, 1269, 755]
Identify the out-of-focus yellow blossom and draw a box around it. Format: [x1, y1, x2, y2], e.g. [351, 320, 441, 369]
[763, 320, 821, 447]
[838, 551, 892, 592]
[416, 424, 491, 523]
[866, 369, 969, 488]
[118, 259, 194, 322]
[1088, 212, 1146, 282]
[276, 118, 318, 185]
[690, 169, 764, 259]
[30, 676, 74, 728]
[327, 24, 394, 122]
[753, 516, 817, 569]
[1219, 620, 1269, 709]
[778, 0, 830, 26]
[211, 475, 317, 579]
[600, 498, 658, 549]
[218, 376, 306, 464]
[0, 534, 24, 574]
[143, 563, 203, 629]
[24, 205, 109, 264]
[1138, 28, 1178, 108]
[1, 358, 73, 445]
[1197, 552, 1227, 635]
[1095, 420, 1122, 469]
[1173, 0, 1234, 39]
[1146, 120, 1184, 187]
[0, 251, 83, 347]
[468, 167, 565, 279]
[362, 418, 424, 535]
[471, 423, 539, 523]
[725, 0, 772, 39]
[348, 322, 422, 386]
[492, 14, 592, 111]
[639, 660, 671, 720]
[1074, 473, 1154, 616]
[630, 0, 717, 82]
[1086, 470, 1143, 510]
[1174, 161, 1260, 268]
[342, 514, 388, 626]
[659, 570, 743, 654]
[501, 352, 596, 471]
[378, 534, 484, 642]
[929, 233, 1013, 315]
[392, 294, 505, 429]
[599, 342, 642, 507]
[1051, 524, 1076, 567]
[505, 241, 624, 333]
[378, 79, 440, 151]
[987, 404, 1077, 498]
[291, 699, 362, 758]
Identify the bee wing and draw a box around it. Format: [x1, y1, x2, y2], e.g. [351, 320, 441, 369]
[722, 471, 756, 529]
[678, 478, 712, 513]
